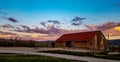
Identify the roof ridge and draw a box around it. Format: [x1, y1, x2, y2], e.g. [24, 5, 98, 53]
[63, 30, 101, 35]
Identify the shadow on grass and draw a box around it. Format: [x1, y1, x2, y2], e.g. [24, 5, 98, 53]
[39, 50, 120, 60]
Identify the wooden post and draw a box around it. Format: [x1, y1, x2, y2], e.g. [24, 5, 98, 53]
[108, 34, 109, 40]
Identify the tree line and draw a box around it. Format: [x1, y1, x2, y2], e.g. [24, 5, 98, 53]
[0, 38, 36, 47]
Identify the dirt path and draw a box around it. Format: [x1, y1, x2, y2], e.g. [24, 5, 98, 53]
[0, 48, 119, 62]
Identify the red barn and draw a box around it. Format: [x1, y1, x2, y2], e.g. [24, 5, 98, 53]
[55, 31, 109, 51]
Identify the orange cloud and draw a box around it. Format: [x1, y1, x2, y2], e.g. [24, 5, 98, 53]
[103, 27, 120, 40]
[31, 35, 39, 38]
[31, 33, 46, 38]
[108, 35, 120, 40]
[114, 26, 120, 31]
[0, 34, 11, 38]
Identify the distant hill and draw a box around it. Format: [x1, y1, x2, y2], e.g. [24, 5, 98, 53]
[35, 41, 55, 47]
[37, 41, 54, 43]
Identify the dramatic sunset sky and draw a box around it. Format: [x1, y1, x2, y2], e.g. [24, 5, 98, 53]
[0, 0, 120, 41]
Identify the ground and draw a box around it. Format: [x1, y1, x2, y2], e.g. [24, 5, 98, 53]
[0, 53, 81, 62]
[0, 47, 119, 62]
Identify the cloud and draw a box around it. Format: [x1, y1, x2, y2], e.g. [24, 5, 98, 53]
[0, 16, 19, 23]
[40, 22, 46, 27]
[15, 25, 31, 32]
[39, 21, 68, 35]
[84, 22, 120, 39]
[0, 24, 14, 28]
[16, 27, 21, 30]
[0, 31, 16, 35]
[0, 9, 18, 23]
[71, 16, 86, 26]
[84, 24, 98, 30]
[48, 20, 60, 24]
[6, 17, 19, 23]
[12, 24, 70, 40]
[20, 25, 30, 30]
[15, 25, 39, 33]
[114, 26, 120, 31]
[14, 24, 69, 36]
[84, 22, 120, 31]
[103, 27, 120, 40]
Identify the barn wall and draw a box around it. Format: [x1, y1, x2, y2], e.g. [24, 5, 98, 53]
[73, 41, 88, 48]
[55, 41, 65, 47]
[89, 32, 109, 51]
[98, 32, 109, 51]
[55, 41, 89, 49]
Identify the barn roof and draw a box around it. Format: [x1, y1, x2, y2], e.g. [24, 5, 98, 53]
[56, 31, 102, 42]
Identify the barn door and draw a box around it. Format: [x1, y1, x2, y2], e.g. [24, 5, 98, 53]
[65, 41, 72, 47]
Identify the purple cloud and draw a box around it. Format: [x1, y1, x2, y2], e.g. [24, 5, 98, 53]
[0, 24, 14, 28]
[40, 22, 46, 27]
[16, 27, 21, 30]
[14, 24, 69, 35]
[0, 16, 19, 23]
[18, 25, 31, 32]
[84, 22, 120, 31]
[20, 25, 30, 30]
[0, 31, 16, 35]
[6, 17, 18, 23]
[48, 20, 60, 24]
[71, 16, 86, 26]
[0, 9, 18, 23]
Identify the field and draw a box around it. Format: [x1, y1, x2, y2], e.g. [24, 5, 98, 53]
[0, 53, 83, 62]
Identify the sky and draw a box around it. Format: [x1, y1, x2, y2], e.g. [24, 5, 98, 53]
[0, 0, 120, 41]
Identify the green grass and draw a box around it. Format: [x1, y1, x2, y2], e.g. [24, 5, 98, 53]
[40, 50, 120, 60]
[0, 53, 84, 62]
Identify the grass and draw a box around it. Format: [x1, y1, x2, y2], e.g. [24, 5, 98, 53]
[40, 50, 120, 60]
[0, 53, 84, 62]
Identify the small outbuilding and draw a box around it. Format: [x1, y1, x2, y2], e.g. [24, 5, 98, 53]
[55, 31, 109, 51]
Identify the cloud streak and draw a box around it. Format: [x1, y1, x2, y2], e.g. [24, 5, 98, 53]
[6, 17, 19, 23]
[0, 24, 14, 28]
[0, 16, 19, 23]
[40, 22, 46, 27]
[48, 20, 60, 24]
[84, 22, 120, 39]
[14, 24, 69, 36]
[0, 9, 19, 23]
[71, 16, 86, 26]
[0, 31, 16, 35]
[84, 22, 120, 31]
